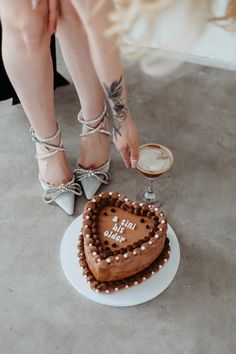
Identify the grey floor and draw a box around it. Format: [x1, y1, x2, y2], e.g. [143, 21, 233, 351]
[0, 53, 236, 354]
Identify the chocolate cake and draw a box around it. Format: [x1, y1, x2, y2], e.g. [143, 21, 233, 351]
[77, 192, 171, 293]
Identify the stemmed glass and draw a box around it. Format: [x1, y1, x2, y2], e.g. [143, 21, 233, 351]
[136, 143, 173, 207]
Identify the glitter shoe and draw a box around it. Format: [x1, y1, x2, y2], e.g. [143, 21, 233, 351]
[31, 125, 82, 215]
[74, 103, 111, 200]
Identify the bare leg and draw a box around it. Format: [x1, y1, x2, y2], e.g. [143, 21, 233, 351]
[57, 0, 109, 169]
[61, 0, 140, 168]
[0, 0, 72, 184]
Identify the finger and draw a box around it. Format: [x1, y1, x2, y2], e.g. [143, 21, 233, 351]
[119, 146, 131, 168]
[32, 0, 40, 10]
[129, 143, 140, 168]
[48, 0, 57, 34]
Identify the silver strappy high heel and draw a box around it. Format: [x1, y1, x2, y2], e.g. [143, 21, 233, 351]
[31, 125, 82, 215]
[74, 103, 111, 200]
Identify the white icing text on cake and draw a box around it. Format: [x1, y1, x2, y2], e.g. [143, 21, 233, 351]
[103, 216, 137, 243]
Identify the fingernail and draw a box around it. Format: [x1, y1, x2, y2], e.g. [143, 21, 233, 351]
[131, 160, 138, 168]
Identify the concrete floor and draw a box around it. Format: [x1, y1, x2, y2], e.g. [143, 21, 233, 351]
[0, 54, 236, 354]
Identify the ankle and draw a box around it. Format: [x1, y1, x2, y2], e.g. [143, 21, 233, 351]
[35, 133, 62, 152]
[38, 152, 72, 185]
[31, 124, 72, 185]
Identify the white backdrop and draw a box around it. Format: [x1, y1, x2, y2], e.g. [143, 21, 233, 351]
[126, 0, 236, 71]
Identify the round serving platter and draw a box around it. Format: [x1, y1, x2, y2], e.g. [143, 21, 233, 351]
[60, 214, 180, 307]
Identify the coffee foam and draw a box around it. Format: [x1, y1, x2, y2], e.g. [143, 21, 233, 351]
[138, 146, 171, 173]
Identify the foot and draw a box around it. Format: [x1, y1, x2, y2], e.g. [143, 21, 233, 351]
[78, 116, 110, 169]
[36, 134, 73, 185]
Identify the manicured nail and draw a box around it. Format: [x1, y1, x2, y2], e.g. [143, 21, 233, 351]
[131, 160, 138, 168]
[124, 161, 130, 168]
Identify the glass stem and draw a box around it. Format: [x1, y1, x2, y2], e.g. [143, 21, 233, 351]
[144, 177, 156, 201]
[147, 178, 155, 194]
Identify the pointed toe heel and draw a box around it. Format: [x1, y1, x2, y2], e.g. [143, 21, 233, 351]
[31, 125, 82, 214]
[39, 176, 82, 215]
[75, 160, 110, 200]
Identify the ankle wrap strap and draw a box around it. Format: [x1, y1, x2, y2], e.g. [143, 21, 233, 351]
[30, 125, 65, 160]
[78, 103, 111, 137]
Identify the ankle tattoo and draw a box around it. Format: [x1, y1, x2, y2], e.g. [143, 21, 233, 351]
[104, 76, 128, 140]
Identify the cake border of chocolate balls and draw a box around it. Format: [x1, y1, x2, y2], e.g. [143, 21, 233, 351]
[77, 192, 171, 293]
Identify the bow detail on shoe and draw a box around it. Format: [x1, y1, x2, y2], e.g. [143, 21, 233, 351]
[42, 179, 82, 204]
[74, 166, 110, 185]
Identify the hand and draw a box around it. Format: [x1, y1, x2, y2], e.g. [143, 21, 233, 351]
[32, 0, 58, 34]
[113, 116, 140, 169]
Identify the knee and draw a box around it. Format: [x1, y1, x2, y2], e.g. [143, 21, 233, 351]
[1, 5, 49, 50]
[20, 19, 48, 49]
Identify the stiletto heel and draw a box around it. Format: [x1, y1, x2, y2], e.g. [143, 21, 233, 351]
[74, 103, 111, 200]
[30, 125, 82, 215]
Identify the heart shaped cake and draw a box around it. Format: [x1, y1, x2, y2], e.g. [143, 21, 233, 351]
[78, 192, 171, 293]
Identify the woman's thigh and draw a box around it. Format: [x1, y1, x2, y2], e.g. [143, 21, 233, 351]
[59, 0, 79, 21]
[69, 0, 97, 22]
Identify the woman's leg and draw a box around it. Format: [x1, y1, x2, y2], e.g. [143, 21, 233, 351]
[0, 0, 71, 184]
[61, 0, 140, 168]
[57, 0, 109, 169]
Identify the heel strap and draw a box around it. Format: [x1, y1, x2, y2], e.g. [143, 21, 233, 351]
[78, 103, 111, 137]
[30, 125, 65, 160]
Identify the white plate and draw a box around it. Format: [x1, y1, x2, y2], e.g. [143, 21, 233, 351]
[60, 214, 180, 307]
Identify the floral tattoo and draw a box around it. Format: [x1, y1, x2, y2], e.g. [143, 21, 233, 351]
[104, 76, 128, 140]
